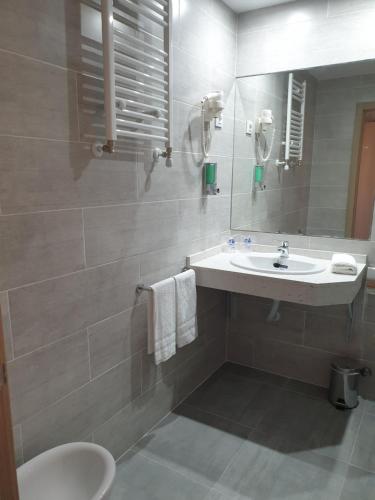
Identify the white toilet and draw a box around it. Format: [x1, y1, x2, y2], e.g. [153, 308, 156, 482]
[17, 442, 116, 500]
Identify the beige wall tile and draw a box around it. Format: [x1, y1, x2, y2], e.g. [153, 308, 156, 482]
[84, 201, 179, 266]
[8, 330, 90, 424]
[93, 374, 177, 459]
[0, 291, 13, 360]
[230, 294, 305, 346]
[0, 211, 84, 290]
[253, 337, 334, 387]
[0, 51, 78, 140]
[12, 425, 23, 466]
[0, 137, 138, 214]
[176, 338, 225, 401]
[304, 312, 360, 357]
[227, 333, 254, 368]
[9, 257, 140, 356]
[0, 0, 82, 70]
[22, 352, 142, 461]
[88, 303, 147, 378]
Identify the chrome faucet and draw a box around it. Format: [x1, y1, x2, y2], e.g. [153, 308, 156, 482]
[277, 241, 289, 259]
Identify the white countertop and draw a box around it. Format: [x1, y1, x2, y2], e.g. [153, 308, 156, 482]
[188, 245, 367, 306]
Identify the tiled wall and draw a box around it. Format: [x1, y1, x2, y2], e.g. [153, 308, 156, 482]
[237, 0, 375, 76]
[231, 71, 316, 234]
[0, 0, 236, 464]
[4, 0, 375, 467]
[227, 286, 375, 400]
[307, 73, 375, 237]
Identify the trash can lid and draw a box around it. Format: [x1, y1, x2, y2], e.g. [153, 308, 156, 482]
[331, 357, 361, 373]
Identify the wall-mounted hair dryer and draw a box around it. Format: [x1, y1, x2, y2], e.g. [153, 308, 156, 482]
[201, 91, 225, 195]
[255, 109, 274, 133]
[255, 108, 276, 164]
[201, 91, 225, 123]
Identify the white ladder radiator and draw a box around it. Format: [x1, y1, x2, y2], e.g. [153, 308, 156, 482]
[96, 0, 172, 160]
[284, 72, 306, 166]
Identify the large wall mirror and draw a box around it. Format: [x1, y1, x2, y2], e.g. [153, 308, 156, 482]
[231, 59, 375, 241]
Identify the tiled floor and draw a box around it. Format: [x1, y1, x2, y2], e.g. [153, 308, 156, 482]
[110, 363, 375, 500]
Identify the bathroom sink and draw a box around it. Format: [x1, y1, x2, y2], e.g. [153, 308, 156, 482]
[230, 252, 328, 275]
[188, 244, 366, 306]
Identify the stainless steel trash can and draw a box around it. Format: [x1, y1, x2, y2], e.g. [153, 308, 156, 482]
[328, 358, 372, 409]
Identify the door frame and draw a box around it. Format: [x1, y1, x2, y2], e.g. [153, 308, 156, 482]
[346, 101, 375, 238]
[0, 305, 19, 500]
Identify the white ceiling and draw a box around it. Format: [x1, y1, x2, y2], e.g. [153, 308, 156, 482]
[222, 0, 296, 14]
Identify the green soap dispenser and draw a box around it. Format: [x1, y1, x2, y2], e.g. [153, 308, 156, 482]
[204, 162, 220, 195]
[254, 164, 266, 190]
[254, 164, 264, 183]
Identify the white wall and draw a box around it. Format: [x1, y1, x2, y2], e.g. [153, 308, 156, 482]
[237, 0, 375, 76]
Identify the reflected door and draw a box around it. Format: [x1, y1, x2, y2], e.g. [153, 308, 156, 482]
[353, 122, 375, 240]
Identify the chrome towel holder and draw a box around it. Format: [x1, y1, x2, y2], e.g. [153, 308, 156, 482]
[136, 267, 190, 294]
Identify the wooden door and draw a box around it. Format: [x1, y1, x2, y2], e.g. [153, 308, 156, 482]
[353, 122, 375, 239]
[0, 306, 19, 500]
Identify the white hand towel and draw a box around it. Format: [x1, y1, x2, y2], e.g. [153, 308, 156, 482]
[147, 277, 176, 365]
[174, 269, 198, 348]
[331, 253, 357, 275]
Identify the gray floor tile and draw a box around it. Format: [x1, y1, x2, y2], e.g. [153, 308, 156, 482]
[112, 364, 375, 500]
[203, 489, 236, 500]
[134, 404, 251, 488]
[111, 451, 209, 500]
[238, 382, 290, 429]
[184, 367, 277, 426]
[222, 362, 289, 388]
[363, 398, 375, 415]
[350, 413, 375, 473]
[215, 430, 349, 500]
[311, 403, 363, 463]
[340, 466, 375, 500]
[256, 388, 363, 462]
[284, 378, 328, 400]
[255, 389, 322, 448]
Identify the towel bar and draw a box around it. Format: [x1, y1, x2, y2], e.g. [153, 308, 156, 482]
[136, 267, 190, 294]
[136, 284, 153, 294]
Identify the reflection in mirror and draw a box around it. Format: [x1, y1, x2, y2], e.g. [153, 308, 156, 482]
[231, 60, 375, 241]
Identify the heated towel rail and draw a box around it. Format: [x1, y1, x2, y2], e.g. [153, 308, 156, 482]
[95, 0, 172, 160]
[284, 72, 306, 165]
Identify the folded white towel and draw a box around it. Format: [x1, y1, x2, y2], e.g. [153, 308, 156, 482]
[174, 269, 198, 348]
[331, 253, 357, 275]
[147, 277, 176, 365]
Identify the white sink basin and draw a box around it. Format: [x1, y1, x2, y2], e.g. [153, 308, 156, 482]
[231, 252, 328, 275]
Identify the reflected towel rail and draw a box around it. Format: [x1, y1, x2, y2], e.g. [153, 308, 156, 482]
[284, 72, 306, 165]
